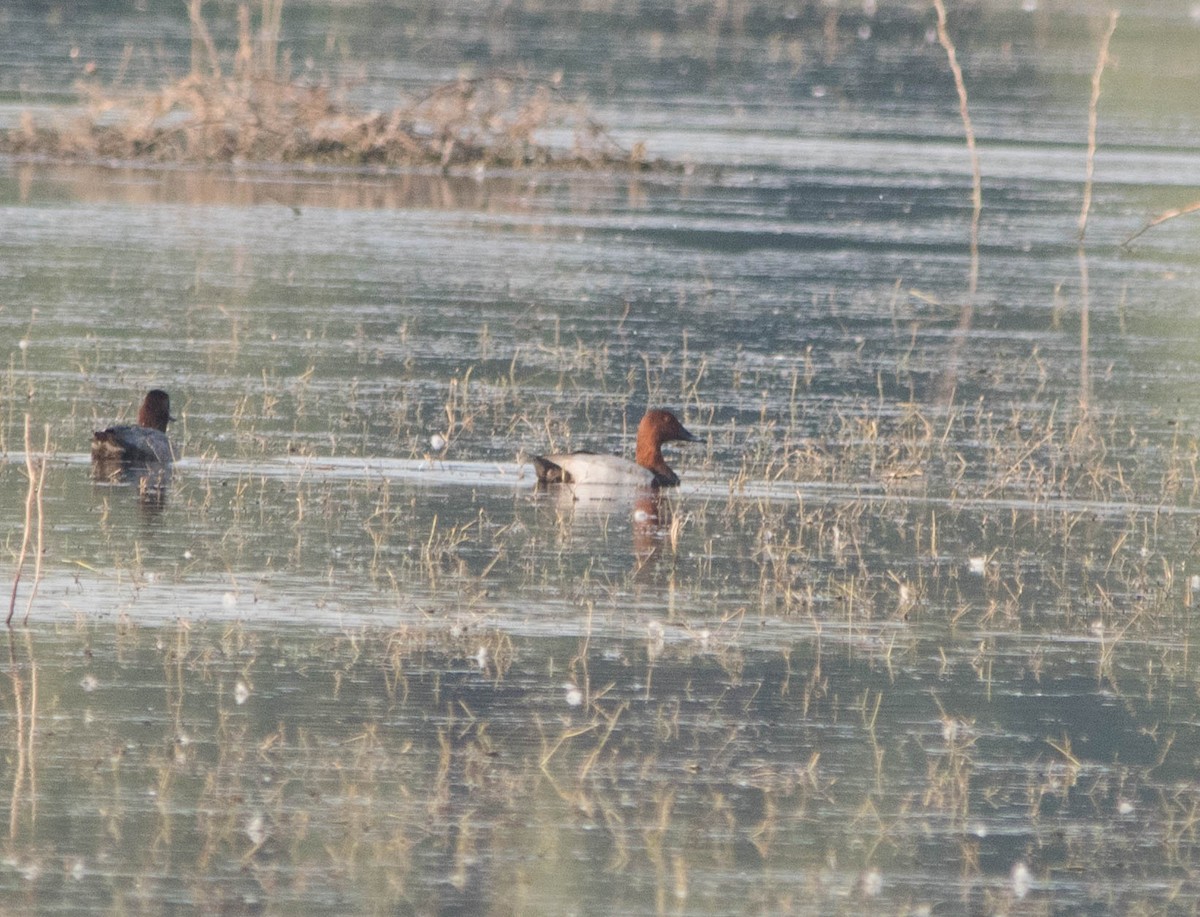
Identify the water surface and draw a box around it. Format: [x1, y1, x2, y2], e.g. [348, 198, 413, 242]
[4, 2, 1200, 913]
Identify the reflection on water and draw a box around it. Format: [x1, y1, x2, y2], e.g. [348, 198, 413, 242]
[6, 161, 551, 215]
[5, 615, 1200, 914]
[91, 460, 172, 514]
[535, 483, 677, 581]
[4, 0, 1200, 913]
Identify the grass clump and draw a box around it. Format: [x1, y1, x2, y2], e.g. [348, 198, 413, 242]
[0, 2, 650, 172]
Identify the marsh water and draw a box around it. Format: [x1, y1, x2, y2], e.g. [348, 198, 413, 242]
[4, 1, 1200, 914]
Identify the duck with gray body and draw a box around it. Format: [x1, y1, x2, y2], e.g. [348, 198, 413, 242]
[91, 389, 175, 464]
[533, 409, 699, 488]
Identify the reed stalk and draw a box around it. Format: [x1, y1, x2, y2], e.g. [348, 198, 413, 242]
[932, 0, 981, 301]
[1078, 11, 1119, 241]
[7, 417, 48, 626]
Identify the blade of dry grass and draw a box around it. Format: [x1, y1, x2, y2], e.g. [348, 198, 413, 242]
[1123, 199, 1200, 248]
[8, 417, 48, 626]
[1078, 11, 1119, 241]
[932, 0, 981, 302]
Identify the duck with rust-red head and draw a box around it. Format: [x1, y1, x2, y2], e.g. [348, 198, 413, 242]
[532, 409, 700, 488]
[91, 389, 175, 464]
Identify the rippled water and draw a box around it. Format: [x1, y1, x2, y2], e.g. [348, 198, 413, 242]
[4, 2, 1200, 914]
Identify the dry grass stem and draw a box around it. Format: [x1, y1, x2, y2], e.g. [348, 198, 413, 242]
[7, 417, 48, 627]
[1078, 10, 1119, 241]
[932, 0, 981, 302]
[1078, 245, 1092, 409]
[1122, 198, 1200, 247]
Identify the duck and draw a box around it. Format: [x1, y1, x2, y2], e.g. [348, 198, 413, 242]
[533, 409, 700, 488]
[91, 389, 175, 464]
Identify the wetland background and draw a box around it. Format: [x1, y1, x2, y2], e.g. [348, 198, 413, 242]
[5, 1, 1200, 913]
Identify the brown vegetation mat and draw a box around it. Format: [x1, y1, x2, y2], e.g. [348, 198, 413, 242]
[0, 73, 654, 171]
[0, 3, 656, 172]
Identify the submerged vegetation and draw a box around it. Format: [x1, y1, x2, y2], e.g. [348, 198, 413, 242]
[0, 1, 646, 170]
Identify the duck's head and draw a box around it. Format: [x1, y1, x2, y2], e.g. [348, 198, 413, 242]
[138, 390, 174, 432]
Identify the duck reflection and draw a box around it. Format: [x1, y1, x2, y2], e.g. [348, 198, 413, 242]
[632, 491, 672, 577]
[535, 483, 675, 579]
[92, 460, 172, 513]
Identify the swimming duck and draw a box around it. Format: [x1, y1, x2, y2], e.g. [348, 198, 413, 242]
[533, 409, 699, 487]
[91, 389, 175, 464]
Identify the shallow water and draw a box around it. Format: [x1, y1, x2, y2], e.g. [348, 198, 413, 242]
[4, 2, 1200, 914]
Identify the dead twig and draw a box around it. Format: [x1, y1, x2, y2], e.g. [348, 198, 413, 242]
[1122, 199, 1200, 248]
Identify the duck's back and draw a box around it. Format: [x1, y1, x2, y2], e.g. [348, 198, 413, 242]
[533, 452, 656, 487]
[92, 425, 173, 463]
